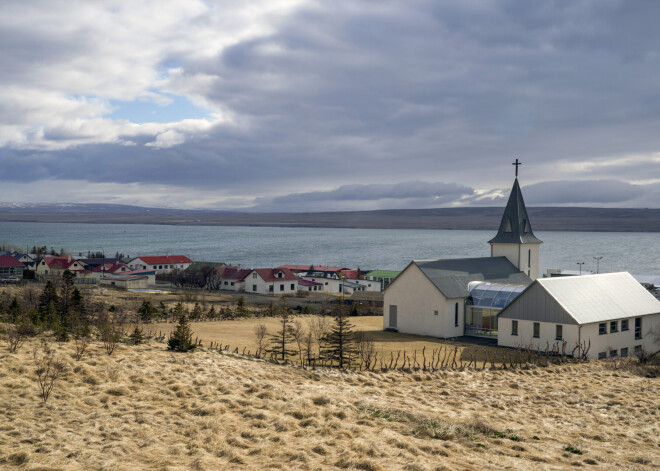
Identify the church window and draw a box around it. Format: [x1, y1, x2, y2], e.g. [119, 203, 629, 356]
[621, 319, 629, 331]
[610, 321, 618, 333]
[528, 249, 531, 268]
[555, 325, 563, 340]
[511, 320, 518, 336]
[599, 323, 607, 335]
[533, 322, 540, 338]
[504, 219, 512, 232]
[634, 318, 642, 339]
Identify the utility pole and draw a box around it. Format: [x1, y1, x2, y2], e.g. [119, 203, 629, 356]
[593, 256, 603, 274]
[576, 261, 585, 275]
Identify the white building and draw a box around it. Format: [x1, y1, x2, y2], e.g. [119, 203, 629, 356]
[128, 255, 193, 274]
[246, 268, 299, 295]
[497, 272, 660, 359]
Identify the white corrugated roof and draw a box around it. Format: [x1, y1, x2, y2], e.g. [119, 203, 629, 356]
[537, 272, 660, 324]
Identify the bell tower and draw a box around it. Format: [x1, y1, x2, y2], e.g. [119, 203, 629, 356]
[488, 159, 542, 280]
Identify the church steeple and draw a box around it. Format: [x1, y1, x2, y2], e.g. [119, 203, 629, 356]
[488, 178, 542, 245]
[488, 162, 542, 280]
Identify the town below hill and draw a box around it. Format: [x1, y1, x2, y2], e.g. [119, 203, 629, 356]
[1, 203, 660, 232]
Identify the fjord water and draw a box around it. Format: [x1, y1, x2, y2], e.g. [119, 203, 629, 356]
[1, 221, 658, 275]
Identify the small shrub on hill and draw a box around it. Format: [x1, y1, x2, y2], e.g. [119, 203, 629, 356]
[168, 313, 196, 352]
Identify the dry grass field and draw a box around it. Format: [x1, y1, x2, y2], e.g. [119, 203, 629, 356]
[1, 335, 659, 471]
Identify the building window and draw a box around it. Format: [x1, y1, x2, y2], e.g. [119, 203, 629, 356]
[454, 303, 459, 326]
[555, 325, 563, 340]
[253, 273, 257, 278]
[152, 266, 157, 269]
[389, 305, 397, 328]
[610, 321, 618, 333]
[598, 352, 607, 360]
[269, 285, 274, 292]
[290, 284, 295, 290]
[252, 285, 257, 292]
[528, 249, 531, 268]
[279, 284, 284, 291]
[434, 310, 438, 316]
[634, 317, 642, 340]
[159, 265, 163, 269]
[230, 282, 234, 286]
[621, 347, 628, 358]
[621, 319, 629, 331]
[635, 345, 642, 355]
[511, 320, 518, 336]
[278, 272, 283, 278]
[533, 322, 540, 338]
[610, 349, 618, 358]
[599, 323, 607, 335]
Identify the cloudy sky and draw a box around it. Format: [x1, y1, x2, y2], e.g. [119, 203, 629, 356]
[1, 0, 660, 211]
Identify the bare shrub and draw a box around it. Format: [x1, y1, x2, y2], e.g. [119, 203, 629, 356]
[356, 331, 375, 370]
[34, 340, 67, 404]
[254, 324, 267, 357]
[99, 320, 121, 355]
[291, 320, 306, 365]
[6, 324, 26, 353]
[73, 331, 90, 361]
[310, 316, 330, 357]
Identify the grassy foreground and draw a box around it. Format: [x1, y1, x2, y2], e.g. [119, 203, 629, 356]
[1, 337, 658, 470]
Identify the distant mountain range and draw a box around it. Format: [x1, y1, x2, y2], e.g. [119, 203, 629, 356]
[0, 203, 659, 232]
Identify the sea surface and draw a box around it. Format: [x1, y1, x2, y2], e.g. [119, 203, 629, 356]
[1, 221, 658, 276]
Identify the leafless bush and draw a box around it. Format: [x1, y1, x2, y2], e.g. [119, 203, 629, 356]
[100, 321, 121, 356]
[6, 324, 26, 353]
[310, 316, 330, 357]
[291, 320, 306, 365]
[73, 331, 90, 361]
[254, 324, 267, 357]
[356, 331, 375, 370]
[34, 339, 67, 404]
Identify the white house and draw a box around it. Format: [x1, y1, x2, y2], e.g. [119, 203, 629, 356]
[129, 255, 193, 274]
[497, 272, 660, 360]
[246, 268, 299, 295]
[207, 266, 252, 291]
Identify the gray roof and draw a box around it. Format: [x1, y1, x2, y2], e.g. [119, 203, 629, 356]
[500, 272, 660, 325]
[414, 257, 532, 299]
[488, 179, 542, 245]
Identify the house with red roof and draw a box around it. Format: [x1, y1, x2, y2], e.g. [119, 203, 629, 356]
[128, 255, 193, 274]
[207, 266, 252, 291]
[247, 267, 299, 295]
[35, 256, 87, 278]
[298, 278, 324, 292]
[0, 255, 25, 279]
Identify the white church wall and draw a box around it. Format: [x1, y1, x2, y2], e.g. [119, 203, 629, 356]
[383, 264, 449, 338]
[444, 298, 464, 338]
[491, 243, 540, 280]
[497, 319, 579, 354]
[581, 314, 660, 360]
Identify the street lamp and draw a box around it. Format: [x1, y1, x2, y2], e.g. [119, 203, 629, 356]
[576, 261, 585, 275]
[593, 256, 603, 274]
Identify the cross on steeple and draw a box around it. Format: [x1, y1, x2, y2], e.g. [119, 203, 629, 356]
[512, 158, 521, 178]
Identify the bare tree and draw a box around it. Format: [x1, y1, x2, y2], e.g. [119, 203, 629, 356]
[291, 320, 306, 365]
[310, 316, 330, 358]
[72, 330, 90, 361]
[356, 331, 375, 370]
[254, 324, 267, 357]
[34, 340, 66, 404]
[99, 317, 121, 356]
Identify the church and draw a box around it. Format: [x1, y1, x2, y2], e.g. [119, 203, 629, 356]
[383, 162, 541, 339]
[383, 162, 660, 359]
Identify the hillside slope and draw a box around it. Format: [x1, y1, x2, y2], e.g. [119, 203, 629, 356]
[0, 339, 658, 470]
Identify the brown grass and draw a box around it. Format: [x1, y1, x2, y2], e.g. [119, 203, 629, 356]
[0, 336, 658, 470]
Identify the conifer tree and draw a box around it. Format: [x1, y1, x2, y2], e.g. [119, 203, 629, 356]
[236, 296, 247, 317]
[129, 325, 145, 345]
[138, 300, 156, 323]
[191, 302, 202, 320]
[266, 308, 297, 361]
[38, 281, 59, 323]
[167, 312, 196, 352]
[322, 303, 357, 368]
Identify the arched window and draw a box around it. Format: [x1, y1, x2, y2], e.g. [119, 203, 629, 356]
[454, 303, 459, 327]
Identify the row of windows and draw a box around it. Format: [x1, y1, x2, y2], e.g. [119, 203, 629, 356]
[150, 264, 186, 269]
[598, 346, 642, 360]
[511, 321, 562, 340]
[599, 318, 642, 340]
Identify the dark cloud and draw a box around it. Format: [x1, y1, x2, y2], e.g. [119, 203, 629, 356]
[1, 1, 660, 208]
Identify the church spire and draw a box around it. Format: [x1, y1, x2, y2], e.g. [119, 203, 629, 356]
[488, 177, 542, 245]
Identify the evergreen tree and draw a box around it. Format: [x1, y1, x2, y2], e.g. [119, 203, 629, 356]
[266, 308, 297, 361]
[207, 306, 216, 319]
[236, 296, 247, 317]
[167, 312, 196, 352]
[190, 302, 202, 320]
[322, 303, 357, 368]
[58, 270, 75, 335]
[8, 298, 21, 324]
[38, 281, 59, 323]
[138, 300, 156, 323]
[129, 325, 145, 345]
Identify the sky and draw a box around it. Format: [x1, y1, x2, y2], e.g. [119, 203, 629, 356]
[1, 0, 660, 212]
